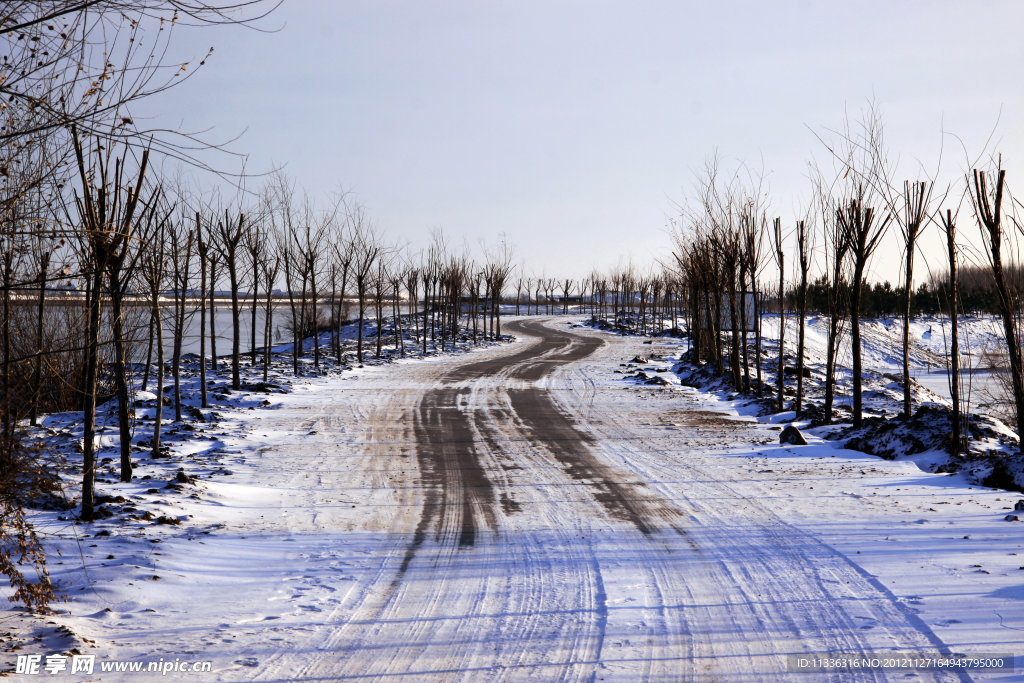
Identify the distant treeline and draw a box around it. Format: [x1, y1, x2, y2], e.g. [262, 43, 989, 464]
[795, 264, 1019, 318]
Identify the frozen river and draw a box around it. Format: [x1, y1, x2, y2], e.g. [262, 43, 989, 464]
[912, 365, 1004, 404]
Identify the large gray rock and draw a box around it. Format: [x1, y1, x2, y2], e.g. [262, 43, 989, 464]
[780, 425, 808, 446]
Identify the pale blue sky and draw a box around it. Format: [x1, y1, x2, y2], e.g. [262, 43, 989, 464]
[146, 0, 1024, 280]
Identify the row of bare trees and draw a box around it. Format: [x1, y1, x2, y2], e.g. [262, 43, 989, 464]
[2, 153, 528, 504]
[2, 0, 280, 612]
[507, 270, 689, 337]
[669, 110, 1024, 461]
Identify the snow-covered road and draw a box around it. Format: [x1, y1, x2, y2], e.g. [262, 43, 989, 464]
[38, 317, 1024, 681]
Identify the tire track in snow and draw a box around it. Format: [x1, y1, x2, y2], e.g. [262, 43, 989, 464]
[250, 386, 432, 682]
[257, 319, 961, 681]
[561, 330, 969, 681]
[304, 319, 700, 680]
[397, 318, 690, 571]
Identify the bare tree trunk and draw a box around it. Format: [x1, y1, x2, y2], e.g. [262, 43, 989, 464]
[108, 270, 133, 481]
[942, 210, 966, 455]
[152, 297, 165, 459]
[311, 266, 321, 370]
[259, 255, 280, 382]
[227, 221, 242, 390]
[197, 227, 209, 408]
[795, 220, 810, 416]
[142, 306, 154, 393]
[408, 269, 420, 349]
[823, 313, 841, 423]
[773, 217, 785, 411]
[471, 275, 479, 345]
[752, 268, 763, 395]
[264, 273, 275, 381]
[171, 280, 185, 423]
[837, 194, 889, 428]
[357, 275, 367, 363]
[250, 268, 259, 367]
[713, 287, 724, 375]
[689, 284, 701, 363]
[422, 274, 431, 355]
[329, 263, 337, 360]
[209, 254, 219, 372]
[727, 272, 741, 388]
[246, 219, 266, 370]
[2, 252, 14, 444]
[901, 181, 927, 418]
[29, 251, 50, 425]
[374, 266, 385, 359]
[850, 264, 865, 428]
[823, 250, 847, 425]
[972, 168, 1024, 451]
[81, 261, 103, 521]
[739, 262, 750, 391]
[79, 275, 92, 408]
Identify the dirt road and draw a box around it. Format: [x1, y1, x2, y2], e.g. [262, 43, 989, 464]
[241, 318, 963, 681]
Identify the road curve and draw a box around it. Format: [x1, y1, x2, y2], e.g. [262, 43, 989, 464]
[253, 318, 963, 682]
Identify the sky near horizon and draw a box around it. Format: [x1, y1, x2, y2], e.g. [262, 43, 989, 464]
[145, 0, 1024, 282]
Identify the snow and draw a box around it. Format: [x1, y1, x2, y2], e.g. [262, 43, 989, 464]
[3, 315, 1023, 680]
[757, 314, 1008, 403]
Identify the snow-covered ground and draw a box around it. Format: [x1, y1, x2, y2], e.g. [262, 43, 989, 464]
[3, 316, 1023, 680]
[755, 314, 1008, 405]
[652, 312, 1024, 489]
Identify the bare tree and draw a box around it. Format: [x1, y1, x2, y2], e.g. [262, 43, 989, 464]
[243, 216, 266, 367]
[28, 213, 62, 426]
[168, 218, 194, 422]
[822, 207, 849, 425]
[848, 105, 937, 421]
[970, 164, 1024, 450]
[195, 216, 210, 407]
[709, 224, 742, 388]
[467, 265, 482, 344]
[387, 258, 408, 355]
[331, 229, 355, 363]
[0, 2, 279, 170]
[534, 276, 544, 316]
[771, 217, 785, 411]
[71, 128, 156, 499]
[298, 200, 332, 370]
[1, 193, 28, 445]
[405, 261, 420, 348]
[837, 187, 891, 428]
[373, 253, 396, 358]
[485, 238, 514, 337]
[260, 249, 281, 382]
[280, 240, 302, 374]
[351, 207, 380, 364]
[794, 217, 813, 416]
[738, 206, 760, 391]
[420, 259, 435, 354]
[266, 175, 305, 374]
[215, 208, 245, 390]
[141, 209, 171, 462]
[207, 233, 220, 372]
[897, 181, 929, 417]
[941, 208, 967, 454]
